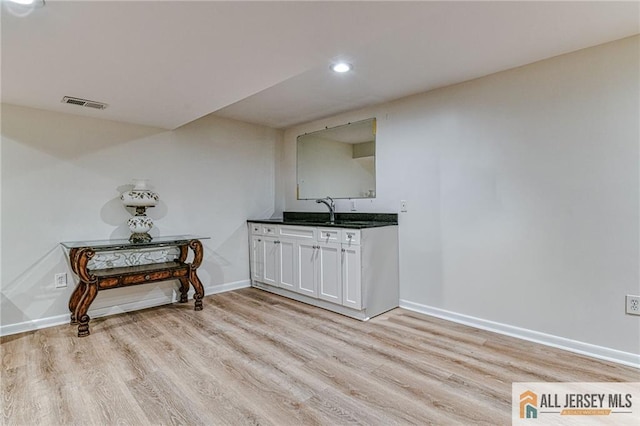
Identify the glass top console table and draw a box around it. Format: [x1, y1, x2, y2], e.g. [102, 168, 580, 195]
[61, 235, 209, 337]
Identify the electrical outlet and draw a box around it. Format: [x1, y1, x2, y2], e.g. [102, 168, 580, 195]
[54, 273, 67, 288]
[400, 200, 408, 212]
[626, 295, 640, 316]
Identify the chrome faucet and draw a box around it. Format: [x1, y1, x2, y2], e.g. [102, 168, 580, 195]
[316, 196, 335, 223]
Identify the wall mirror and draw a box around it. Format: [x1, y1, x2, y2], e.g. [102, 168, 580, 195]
[297, 118, 376, 200]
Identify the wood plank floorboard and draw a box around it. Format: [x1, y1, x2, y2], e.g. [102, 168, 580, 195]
[2, 287, 638, 425]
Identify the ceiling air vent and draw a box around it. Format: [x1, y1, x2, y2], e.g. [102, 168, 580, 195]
[61, 96, 108, 110]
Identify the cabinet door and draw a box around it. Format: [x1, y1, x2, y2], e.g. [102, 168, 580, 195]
[317, 242, 342, 304]
[262, 237, 279, 287]
[250, 235, 264, 282]
[278, 238, 297, 291]
[296, 241, 318, 297]
[342, 245, 362, 309]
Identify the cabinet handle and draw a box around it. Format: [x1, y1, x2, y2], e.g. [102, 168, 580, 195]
[341, 248, 345, 253]
[144, 274, 151, 280]
[257, 239, 261, 242]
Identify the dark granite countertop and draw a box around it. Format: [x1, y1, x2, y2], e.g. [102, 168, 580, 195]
[248, 212, 398, 229]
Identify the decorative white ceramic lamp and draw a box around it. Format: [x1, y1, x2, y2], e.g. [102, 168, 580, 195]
[121, 179, 159, 242]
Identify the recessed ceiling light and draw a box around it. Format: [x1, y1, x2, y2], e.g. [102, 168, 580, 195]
[7, 0, 44, 5]
[331, 62, 353, 73]
[4, 0, 45, 15]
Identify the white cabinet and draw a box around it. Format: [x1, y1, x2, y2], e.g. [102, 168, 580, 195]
[262, 236, 278, 287]
[317, 242, 342, 304]
[280, 225, 316, 295]
[296, 241, 318, 297]
[278, 238, 296, 291]
[295, 240, 343, 304]
[341, 244, 362, 309]
[250, 235, 264, 282]
[250, 226, 297, 291]
[249, 222, 398, 320]
[251, 224, 279, 286]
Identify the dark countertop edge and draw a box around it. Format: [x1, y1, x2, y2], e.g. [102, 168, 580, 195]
[284, 211, 398, 223]
[247, 212, 398, 229]
[247, 219, 396, 229]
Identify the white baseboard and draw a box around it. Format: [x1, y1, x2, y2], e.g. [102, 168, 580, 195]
[399, 299, 640, 369]
[0, 280, 250, 337]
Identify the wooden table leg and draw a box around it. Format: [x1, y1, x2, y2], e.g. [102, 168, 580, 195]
[190, 270, 204, 311]
[75, 283, 98, 337]
[178, 278, 190, 303]
[188, 239, 205, 311]
[68, 281, 86, 324]
[68, 247, 97, 333]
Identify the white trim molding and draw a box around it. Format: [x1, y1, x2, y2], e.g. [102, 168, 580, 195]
[0, 280, 250, 337]
[400, 299, 640, 369]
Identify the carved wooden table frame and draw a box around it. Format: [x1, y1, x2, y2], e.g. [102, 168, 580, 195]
[67, 239, 204, 337]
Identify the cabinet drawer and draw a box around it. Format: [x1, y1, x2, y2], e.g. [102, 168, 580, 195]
[97, 277, 120, 290]
[262, 225, 277, 236]
[342, 230, 360, 245]
[96, 267, 189, 290]
[279, 225, 316, 240]
[318, 228, 341, 243]
[122, 270, 173, 286]
[249, 223, 262, 235]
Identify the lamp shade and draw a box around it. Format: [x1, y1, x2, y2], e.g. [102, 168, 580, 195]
[121, 179, 159, 207]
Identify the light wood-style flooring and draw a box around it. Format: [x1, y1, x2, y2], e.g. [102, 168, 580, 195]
[2, 288, 638, 425]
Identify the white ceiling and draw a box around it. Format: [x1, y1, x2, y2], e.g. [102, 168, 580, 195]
[2, 1, 638, 130]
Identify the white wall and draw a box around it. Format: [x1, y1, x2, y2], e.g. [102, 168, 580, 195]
[1, 105, 281, 332]
[280, 36, 640, 356]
